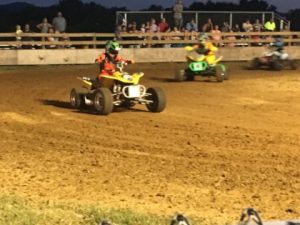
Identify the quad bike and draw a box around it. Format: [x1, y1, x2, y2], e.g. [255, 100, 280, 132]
[70, 62, 166, 115]
[175, 46, 229, 82]
[250, 46, 297, 71]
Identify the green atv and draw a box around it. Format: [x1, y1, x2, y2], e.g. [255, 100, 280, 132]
[175, 49, 229, 82]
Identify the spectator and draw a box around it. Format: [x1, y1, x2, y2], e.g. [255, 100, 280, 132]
[15, 24, 23, 41]
[52, 11, 67, 33]
[264, 18, 276, 31]
[36, 17, 52, 33]
[121, 25, 127, 33]
[114, 25, 122, 40]
[202, 18, 213, 32]
[232, 24, 242, 42]
[185, 18, 198, 32]
[158, 18, 169, 32]
[137, 24, 147, 48]
[182, 28, 190, 41]
[226, 29, 237, 47]
[221, 21, 230, 32]
[253, 19, 263, 32]
[162, 27, 172, 48]
[149, 18, 158, 33]
[171, 26, 182, 47]
[211, 25, 222, 46]
[15, 25, 23, 49]
[145, 21, 151, 32]
[127, 21, 137, 33]
[242, 19, 253, 32]
[232, 24, 241, 32]
[140, 23, 146, 33]
[46, 27, 57, 49]
[22, 24, 35, 49]
[252, 19, 263, 46]
[173, 0, 183, 29]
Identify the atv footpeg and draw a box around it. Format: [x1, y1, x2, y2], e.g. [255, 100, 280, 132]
[82, 76, 92, 81]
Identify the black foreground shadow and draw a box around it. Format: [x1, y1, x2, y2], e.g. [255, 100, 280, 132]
[40, 99, 147, 115]
[40, 99, 73, 109]
[149, 76, 222, 83]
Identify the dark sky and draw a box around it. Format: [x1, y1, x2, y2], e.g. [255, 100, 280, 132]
[0, 0, 299, 12]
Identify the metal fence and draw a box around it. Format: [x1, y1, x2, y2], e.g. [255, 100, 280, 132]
[116, 11, 290, 31]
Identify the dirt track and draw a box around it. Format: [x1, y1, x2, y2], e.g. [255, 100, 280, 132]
[0, 62, 299, 224]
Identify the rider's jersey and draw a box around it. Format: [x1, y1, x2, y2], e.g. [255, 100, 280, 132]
[95, 53, 127, 76]
[193, 42, 218, 56]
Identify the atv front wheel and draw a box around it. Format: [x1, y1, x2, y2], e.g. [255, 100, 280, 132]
[70, 88, 86, 110]
[218, 64, 229, 80]
[122, 100, 136, 109]
[215, 65, 224, 82]
[94, 88, 113, 115]
[146, 87, 166, 113]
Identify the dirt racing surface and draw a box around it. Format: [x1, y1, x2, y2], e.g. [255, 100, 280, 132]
[0, 62, 299, 224]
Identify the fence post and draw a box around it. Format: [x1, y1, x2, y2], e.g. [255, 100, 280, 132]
[195, 12, 198, 31]
[229, 13, 233, 29]
[93, 33, 96, 49]
[124, 13, 127, 27]
[116, 11, 119, 27]
[280, 19, 283, 31]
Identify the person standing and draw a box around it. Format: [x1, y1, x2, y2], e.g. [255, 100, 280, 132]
[22, 24, 35, 49]
[185, 18, 198, 32]
[36, 17, 52, 33]
[52, 11, 67, 33]
[173, 0, 183, 29]
[264, 18, 276, 32]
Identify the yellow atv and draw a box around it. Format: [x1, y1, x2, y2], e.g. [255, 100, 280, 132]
[70, 62, 166, 115]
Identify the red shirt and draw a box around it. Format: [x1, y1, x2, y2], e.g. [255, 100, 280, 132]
[158, 22, 169, 32]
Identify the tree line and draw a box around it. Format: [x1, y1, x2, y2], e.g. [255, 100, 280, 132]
[0, 0, 299, 32]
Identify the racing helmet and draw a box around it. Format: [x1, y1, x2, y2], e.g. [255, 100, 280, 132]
[105, 40, 121, 55]
[274, 37, 284, 48]
[198, 33, 209, 44]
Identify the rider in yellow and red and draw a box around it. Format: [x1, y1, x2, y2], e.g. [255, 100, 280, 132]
[93, 40, 133, 88]
[95, 40, 132, 77]
[191, 33, 219, 65]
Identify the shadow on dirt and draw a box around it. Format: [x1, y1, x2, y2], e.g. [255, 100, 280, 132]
[40, 99, 147, 114]
[149, 76, 177, 83]
[149, 76, 219, 83]
[40, 99, 73, 109]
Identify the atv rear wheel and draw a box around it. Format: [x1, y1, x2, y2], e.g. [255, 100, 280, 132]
[250, 57, 261, 70]
[94, 88, 113, 115]
[146, 87, 166, 113]
[289, 60, 297, 70]
[175, 69, 187, 82]
[270, 60, 282, 71]
[70, 88, 86, 110]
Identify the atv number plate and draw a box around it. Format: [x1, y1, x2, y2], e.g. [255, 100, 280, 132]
[127, 85, 141, 98]
[190, 62, 207, 72]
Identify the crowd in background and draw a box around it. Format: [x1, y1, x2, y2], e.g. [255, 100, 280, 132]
[112, 0, 288, 48]
[15, 11, 69, 49]
[114, 13, 288, 48]
[12, 0, 293, 50]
